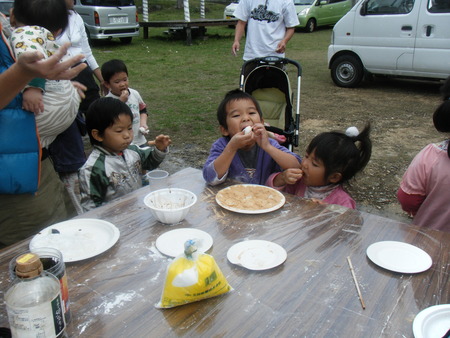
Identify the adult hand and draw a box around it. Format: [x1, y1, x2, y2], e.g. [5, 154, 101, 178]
[71, 81, 87, 100]
[231, 41, 240, 56]
[275, 40, 287, 54]
[100, 82, 109, 96]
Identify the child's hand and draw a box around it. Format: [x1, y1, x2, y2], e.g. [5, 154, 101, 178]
[251, 123, 271, 149]
[281, 168, 303, 185]
[22, 88, 44, 114]
[71, 81, 87, 100]
[310, 198, 326, 205]
[227, 127, 256, 151]
[272, 168, 303, 187]
[149, 134, 171, 152]
[119, 89, 129, 102]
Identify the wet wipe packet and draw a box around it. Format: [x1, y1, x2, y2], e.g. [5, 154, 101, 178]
[156, 239, 232, 308]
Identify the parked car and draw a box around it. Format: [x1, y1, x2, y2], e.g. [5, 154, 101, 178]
[0, 0, 13, 17]
[328, 0, 450, 87]
[74, 0, 139, 44]
[223, 0, 239, 20]
[294, 0, 352, 32]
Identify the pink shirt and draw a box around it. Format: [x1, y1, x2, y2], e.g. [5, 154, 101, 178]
[266, 173, 356, 209]
[399, 141, 450, 232]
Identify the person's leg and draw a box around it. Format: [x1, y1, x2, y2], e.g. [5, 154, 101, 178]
[0, 158, 68, 247]
[48, 119, 86, 215]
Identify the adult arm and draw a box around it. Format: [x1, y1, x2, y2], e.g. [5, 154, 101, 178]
[74, 12, 106, 93]
[232, 20, 247, 56]
[93, 67, 107, 95]
[276, 27, 296, 54]
[0, 43, 86, 109]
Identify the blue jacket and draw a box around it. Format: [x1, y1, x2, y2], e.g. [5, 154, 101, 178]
[203, 137, 301, 185]
[0, 27, 40, 194]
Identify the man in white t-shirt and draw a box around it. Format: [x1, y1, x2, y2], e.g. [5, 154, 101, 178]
[231, 0, 299, 61]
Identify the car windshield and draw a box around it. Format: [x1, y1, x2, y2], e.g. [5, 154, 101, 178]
[294, 0, 315, 5]
[80, 0, 135, 6]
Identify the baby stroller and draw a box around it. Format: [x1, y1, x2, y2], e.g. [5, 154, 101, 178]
[239, 56, 302, 151]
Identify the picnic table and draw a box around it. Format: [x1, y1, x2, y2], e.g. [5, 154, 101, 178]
[0, 167, 448, 336]
[139, 19, 237, 45]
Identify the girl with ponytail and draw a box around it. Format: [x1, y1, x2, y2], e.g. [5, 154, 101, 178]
[266, 124, 372, 209]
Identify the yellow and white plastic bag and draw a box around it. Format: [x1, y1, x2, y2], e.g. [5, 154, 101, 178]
[156, 239, 232, 308]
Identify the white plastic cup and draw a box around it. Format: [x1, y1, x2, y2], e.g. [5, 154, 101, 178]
[146, 170, 169, 190]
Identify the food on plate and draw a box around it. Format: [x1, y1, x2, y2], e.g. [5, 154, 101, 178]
[216, 184, 283, 211]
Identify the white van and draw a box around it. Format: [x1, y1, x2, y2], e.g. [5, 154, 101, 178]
[327, 0, 450, 87]
[74, 0, 139, 44]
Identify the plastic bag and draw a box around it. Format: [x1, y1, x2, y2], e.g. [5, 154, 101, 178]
[156, 239, 232, 308]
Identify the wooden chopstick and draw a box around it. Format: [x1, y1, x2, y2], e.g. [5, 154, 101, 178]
[347, 256, 366, 310]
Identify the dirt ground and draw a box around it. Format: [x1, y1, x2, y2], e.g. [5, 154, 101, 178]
[155, 76, 446, 224]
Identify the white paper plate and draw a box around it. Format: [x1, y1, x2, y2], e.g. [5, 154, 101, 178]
[216, 184, 285, 214]
[30, 219, 120, 262]
[366, 241, 432, 274]
[413, 304, 450, 338]
[227, 240, 287, 270]
[155, 228, 213, 257]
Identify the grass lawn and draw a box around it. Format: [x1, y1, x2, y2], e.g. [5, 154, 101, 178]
[91, 1, 331, 148]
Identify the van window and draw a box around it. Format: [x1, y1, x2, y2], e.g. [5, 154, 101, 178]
[364, 0, 415, 14]
[80, 0, 135, 6]
[428, 0, 450, 12]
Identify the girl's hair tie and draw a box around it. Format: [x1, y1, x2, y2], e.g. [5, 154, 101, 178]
[345, 126, 359, 137]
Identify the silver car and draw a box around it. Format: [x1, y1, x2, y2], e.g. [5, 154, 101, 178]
[74, 0, 139, 44]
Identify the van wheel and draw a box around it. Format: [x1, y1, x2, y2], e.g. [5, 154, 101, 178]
[305, 19, 316, 33]
[120, 37, 132, 44]
[331, 55, 364, 88]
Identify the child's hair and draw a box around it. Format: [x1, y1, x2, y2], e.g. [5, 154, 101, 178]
[217, 89, 263, 129]
[86, 97, 133, 146]
[12, 0, 68, 34]
[101, 59, 128, 83]
[306, 123, 372, 184]
[433, 76, 450, 158]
